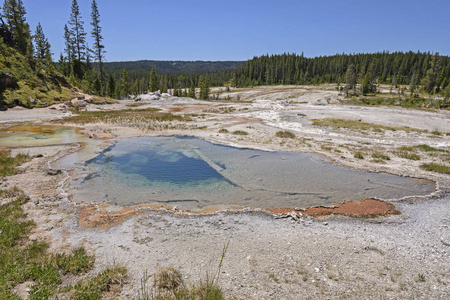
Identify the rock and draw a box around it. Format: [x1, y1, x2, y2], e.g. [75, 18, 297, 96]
[77, 95, 85, 100]
[161, 93, 171, 97]
[12, 281, 34, 299]
[47, 169, 62, 176]
[33, 154, 44, 158]
[0, 72, 17, 88]
[328, 99, 341, 105]
[441, 238, 450, 247]
[74, 100, 87, 108]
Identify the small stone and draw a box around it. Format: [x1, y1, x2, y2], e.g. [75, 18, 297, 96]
[46, 169, 62, 176]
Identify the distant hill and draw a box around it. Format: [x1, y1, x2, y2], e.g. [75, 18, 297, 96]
[103, 60, 243, 74]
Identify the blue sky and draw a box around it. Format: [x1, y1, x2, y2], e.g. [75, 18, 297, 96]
[22, 0, 450, 62]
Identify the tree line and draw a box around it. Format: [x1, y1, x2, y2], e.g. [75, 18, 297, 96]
[231, 52, 450, 96]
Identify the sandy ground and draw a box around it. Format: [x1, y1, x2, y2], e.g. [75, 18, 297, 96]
[1, 85, 450, 299]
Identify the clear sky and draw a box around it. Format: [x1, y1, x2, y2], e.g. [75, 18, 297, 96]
[22, 0, 450, 62]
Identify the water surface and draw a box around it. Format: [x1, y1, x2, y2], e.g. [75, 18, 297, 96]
[68, 136, 435, 210]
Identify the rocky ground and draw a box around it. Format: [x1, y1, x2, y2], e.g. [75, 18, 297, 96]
[1, 84, 449, 299]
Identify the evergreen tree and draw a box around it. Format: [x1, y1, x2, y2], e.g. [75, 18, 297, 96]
[120, 67, 130, 98]
[199, 75, 210, 100]
[90, 0, 105, 79]
[106, 74, 116, 98]
[422, 53, 440, 94]
[68, 0, 86, 63]
[189, 81, 196, 98]
[2, 0, 30, 54]
[345, 64, 357, 92]
[63, 24, 74, 74]
[34, 22, 52, 63]
[149, 68, 158, 92]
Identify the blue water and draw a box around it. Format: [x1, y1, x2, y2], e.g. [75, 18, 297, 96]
[70, 136, 436, 210]
[89, 149, 224, 184]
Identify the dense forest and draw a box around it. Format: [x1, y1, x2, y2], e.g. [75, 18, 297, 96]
[232, 52, 450, 94]
[103, 60, 242, 74]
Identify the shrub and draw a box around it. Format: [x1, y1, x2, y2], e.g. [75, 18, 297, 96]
[420, 163, 450, 174]
[232, 130, 248, 135]
[275, 131, 296, 138]
[354, 152, 364, 159]
[371, 152, 390, 160]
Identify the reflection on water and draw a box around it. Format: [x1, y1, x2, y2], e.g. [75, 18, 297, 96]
[0, 125, 81, 147]
[69, 136, 436, 211]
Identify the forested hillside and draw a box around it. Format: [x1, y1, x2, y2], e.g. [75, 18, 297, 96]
[0, 1, 76, 109]
[104, 60, 242, 74]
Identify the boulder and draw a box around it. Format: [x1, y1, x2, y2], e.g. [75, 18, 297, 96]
[0, 73, 17, 89]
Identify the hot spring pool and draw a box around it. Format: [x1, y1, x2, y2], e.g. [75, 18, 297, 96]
[66, 136, 435, 211]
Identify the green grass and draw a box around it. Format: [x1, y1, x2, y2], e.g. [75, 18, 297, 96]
[395, 151, 421, 160]
[0, 150, 30, 177]
[394, 144, 450, 161]
[0, 189, 96, 299]
[311, 118, 427, 134]
[60, 266, 127, 299]
[53, 108, 191, 128]
[354, 152, 364, 159]
[275, 131, 296, 138]
[85, 96, 119, 105]
[0, 150, 125, 299]
[231, 130, 248, 136]
[349, 95, 449, 110]
[137, 243, 228, 300]
[420, 163, 450, 174]
[0, 45, 77, 109]
[371, 152, 390, 161]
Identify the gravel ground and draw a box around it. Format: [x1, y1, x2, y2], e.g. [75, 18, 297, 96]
[1, 85, 449, 299]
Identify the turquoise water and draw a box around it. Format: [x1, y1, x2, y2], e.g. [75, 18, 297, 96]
[69, 136, 436, 210]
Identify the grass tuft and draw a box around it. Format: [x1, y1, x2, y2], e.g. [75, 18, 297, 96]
[311, 118, 427, 133]
[0, 150, 30, 177]
[354, 152, 364, 159]
[275, 131, 296, 139]
[420, 163, 450, 174]
[231, 130, 248, 136]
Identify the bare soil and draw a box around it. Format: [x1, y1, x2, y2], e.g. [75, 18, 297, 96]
[1, 85, 449, 299]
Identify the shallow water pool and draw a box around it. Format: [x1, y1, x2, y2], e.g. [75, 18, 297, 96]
[68, 136, 435, 211]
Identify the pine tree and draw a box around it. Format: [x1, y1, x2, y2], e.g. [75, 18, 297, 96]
[34, 22, 52, 64]
[63, 24, 74, 73]
[199, 75, 210, 100]
[189, 81, 196, 98]
[106, 74, 116, 98]
[90, 0, 105, 79]
[149, 68, 158, 92]
[68, 0, 86, 63]
[120, 67, 130, 98]
[422, 53, 440, 94]
[2, 0, 30, 54]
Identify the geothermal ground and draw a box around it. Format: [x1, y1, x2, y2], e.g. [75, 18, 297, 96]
[1, 84, 449, 299]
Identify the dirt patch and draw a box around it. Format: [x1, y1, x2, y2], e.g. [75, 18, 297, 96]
[267, 198, 401, 218]
[168, 105, 211, 112]
[77, 199, 399, 230]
